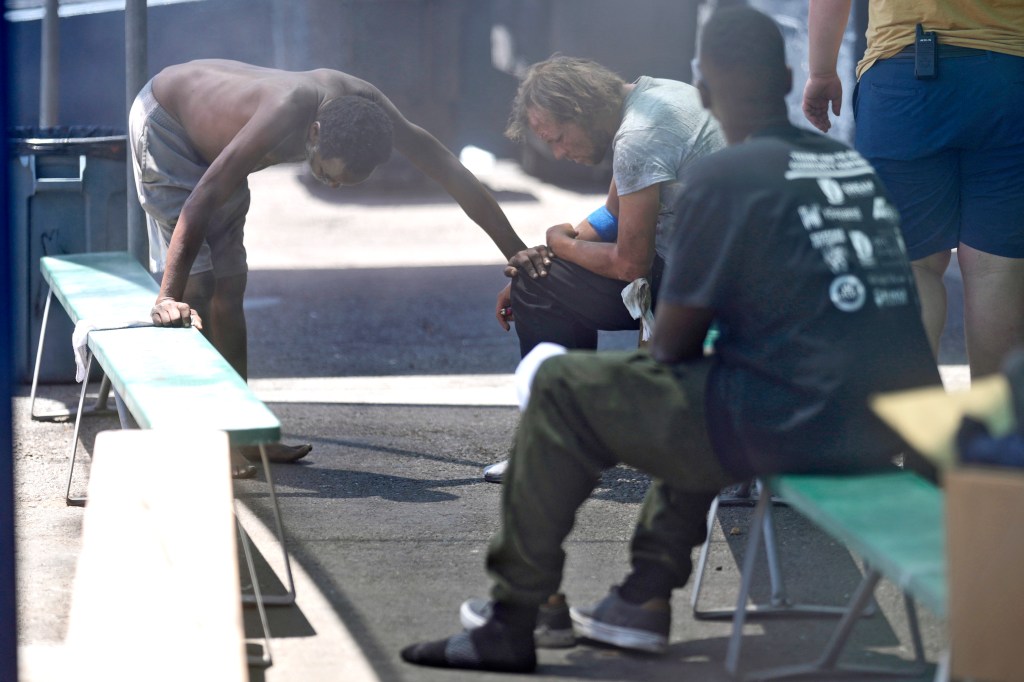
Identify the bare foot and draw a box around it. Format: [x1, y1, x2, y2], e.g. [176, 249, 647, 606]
[239, 442, 313, 464]
[230, 450, 258, 479]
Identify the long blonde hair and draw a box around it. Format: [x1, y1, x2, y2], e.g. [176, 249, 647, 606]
[505, 56, 625, 142]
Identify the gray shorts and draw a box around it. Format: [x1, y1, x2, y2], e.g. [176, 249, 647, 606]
[128, 79, 249, 278]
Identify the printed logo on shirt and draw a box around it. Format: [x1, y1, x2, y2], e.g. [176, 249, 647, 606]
[829, 274, 867, 312]
[817, 178, 845, 205]
[839, 179, 875, 198]
[872, 196, 899, 223]
[849, 231, 876, 267]
[798, 204, 824, 230]
[874, 288, 910, 308]
[822, 206, 863, 222]
[822, 245, 850, 274]
[810, 228, 847, 249]
[785, 150, 875, 180]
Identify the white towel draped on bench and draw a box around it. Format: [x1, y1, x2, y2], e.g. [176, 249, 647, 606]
[72, 318, 153, 382]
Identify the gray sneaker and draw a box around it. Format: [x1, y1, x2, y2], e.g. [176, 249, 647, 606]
[482, 459, 507, 483]
[570, 587, 670, 653]
[460, 596, 576, 648]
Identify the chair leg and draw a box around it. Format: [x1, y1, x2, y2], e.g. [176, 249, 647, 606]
[239, 444, 296, 607]
[694, 479, 856, 621]
[725, 490, 772, 675]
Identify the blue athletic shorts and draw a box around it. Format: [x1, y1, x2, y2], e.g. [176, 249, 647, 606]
[854, 49, 1024, 260]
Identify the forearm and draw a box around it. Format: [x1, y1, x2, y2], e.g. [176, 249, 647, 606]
[402, 131, 528, 259]
[808, 0, 851, 77]
[157, 211, 205, 301]
[552, 234, 653, 282]
[447, 172, 527, 258]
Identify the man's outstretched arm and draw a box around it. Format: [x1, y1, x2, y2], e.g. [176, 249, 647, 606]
[379, 96, 529, 262]
[803, 0, 852, 133]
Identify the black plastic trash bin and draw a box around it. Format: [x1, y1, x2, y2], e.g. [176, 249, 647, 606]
[9, 126, 129, 383]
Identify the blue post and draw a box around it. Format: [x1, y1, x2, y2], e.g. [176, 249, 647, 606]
[1, 12, 21, 680]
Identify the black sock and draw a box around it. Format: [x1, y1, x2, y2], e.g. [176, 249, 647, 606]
[401, 603, 537, 672]
[618, 560, 676, 604]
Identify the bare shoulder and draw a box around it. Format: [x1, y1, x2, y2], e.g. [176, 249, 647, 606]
[309, 69, 387, 103]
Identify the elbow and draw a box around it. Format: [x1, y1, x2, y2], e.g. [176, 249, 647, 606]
[617, 261, 652, 283]
[609, 244, 655, 283]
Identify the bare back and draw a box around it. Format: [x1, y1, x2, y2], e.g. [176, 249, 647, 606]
[151, 59, 380, 168]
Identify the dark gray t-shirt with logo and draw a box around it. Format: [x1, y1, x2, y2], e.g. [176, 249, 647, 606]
[659, 124, 940, 477]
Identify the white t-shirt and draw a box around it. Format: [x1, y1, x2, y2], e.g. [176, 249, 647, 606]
[612, 76, 725, 257]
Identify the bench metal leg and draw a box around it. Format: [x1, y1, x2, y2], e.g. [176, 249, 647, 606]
[739, 568, 930, 681]
[693, 479, 861, 621]
[726, 490, 773, 675]
[236, 507, 273, 670]
[239, 444, 296, 607]
[725, 490, 931, 681]
[30, 288, 114, 422]
[64, 353, 93, 507]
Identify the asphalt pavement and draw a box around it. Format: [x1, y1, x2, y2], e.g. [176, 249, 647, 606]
[13, 158, 961, 681]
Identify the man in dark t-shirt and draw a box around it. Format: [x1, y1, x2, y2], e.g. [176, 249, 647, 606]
[671, 126, 939, 478]
[400, 7, 941, 674]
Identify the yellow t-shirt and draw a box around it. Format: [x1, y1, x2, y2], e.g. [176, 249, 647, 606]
[858, 0, 1024, 79]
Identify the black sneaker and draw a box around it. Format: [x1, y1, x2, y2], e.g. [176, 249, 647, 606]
[461, 595, 576, 648]
[570, 587, 670, 653]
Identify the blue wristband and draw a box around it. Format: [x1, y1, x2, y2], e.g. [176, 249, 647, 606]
[587, 205, 619, 242]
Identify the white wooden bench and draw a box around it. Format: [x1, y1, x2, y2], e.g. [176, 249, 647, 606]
[64, 430, 248, 681]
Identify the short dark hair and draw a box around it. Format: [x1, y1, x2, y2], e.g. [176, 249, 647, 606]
[505, 55, 625, 142]
[700, 6, 789, 96]
[317, 96, 393, 176]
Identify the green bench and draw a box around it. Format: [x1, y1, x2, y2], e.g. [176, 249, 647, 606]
[32, 252, 296, 658]
[725, 470, 946, 680]
[29, 251, 159, 420]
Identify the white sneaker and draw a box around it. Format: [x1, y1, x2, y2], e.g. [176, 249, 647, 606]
[482, 459, 508, 483]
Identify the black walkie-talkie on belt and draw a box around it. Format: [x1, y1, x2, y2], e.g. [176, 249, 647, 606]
[915, 23, 937, 79]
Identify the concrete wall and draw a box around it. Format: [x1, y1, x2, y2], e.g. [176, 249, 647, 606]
[6, 0, 483, 154]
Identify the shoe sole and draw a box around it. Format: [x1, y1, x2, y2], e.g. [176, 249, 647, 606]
[460, 601, 576, 649]
[569, 607, 667, 654]
[533, 627, 576, 649]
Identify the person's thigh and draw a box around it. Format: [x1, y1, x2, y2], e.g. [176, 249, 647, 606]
[512, 260, 641, 330]
[533, 351, 731, 493]
[206, 182, 251, 279]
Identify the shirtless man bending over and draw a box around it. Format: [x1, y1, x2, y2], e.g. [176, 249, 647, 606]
[129, 60, 543, 475]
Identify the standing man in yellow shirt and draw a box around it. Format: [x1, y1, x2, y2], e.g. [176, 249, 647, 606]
[803, 1, 1024, 378]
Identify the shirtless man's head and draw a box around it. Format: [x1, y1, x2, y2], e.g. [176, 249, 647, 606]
[505, 56, 626, 166]
[307, 95, 394, 187]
